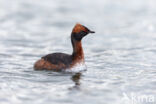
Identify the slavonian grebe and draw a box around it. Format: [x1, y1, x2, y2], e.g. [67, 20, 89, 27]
[34, 23, 95, 71]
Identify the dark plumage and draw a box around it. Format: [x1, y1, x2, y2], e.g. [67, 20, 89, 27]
[42, 53, 72, 66]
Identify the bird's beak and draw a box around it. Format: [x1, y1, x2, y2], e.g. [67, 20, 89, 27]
[82, 25, 95, 34]
[89, 30, 95, 33]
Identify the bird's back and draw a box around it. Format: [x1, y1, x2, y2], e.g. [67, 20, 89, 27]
[34, 53, 73, 71]
[42, 53, 72, 65]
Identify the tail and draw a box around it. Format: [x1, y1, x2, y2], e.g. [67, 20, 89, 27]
[34, 59, 45, 70]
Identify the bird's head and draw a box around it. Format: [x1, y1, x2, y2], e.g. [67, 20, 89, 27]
[71, 23, 95, 41]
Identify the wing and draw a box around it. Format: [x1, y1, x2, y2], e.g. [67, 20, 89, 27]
[42, 53, 72, 66]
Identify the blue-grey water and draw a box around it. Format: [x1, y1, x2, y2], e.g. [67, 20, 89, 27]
[0, 0, 156, 104]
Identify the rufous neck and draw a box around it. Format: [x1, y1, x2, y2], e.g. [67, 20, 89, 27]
[71, 39, 84, 60]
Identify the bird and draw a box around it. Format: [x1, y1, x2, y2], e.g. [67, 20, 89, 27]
[34, 23, 95, 71]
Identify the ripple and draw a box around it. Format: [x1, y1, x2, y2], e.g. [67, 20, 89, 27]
[0, 0, 156, 104]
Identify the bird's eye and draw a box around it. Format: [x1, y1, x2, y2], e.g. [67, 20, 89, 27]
[79, 31, 87, 36]
[72, 31, 88, 41]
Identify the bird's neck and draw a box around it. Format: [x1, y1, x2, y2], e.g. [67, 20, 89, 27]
[71, 39, 84, 61]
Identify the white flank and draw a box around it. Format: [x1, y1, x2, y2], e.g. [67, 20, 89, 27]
[65, 63, 87, 73]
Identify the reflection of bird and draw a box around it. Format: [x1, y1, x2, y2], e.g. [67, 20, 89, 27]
[71, 72, 82, 86]
[34, 23, 95, 71]
[69, 72, 82, 90]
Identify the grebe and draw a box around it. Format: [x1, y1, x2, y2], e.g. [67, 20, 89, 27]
[34, 23, 95, 71]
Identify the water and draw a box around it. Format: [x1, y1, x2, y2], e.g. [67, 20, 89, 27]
[0, 0, 156, 104]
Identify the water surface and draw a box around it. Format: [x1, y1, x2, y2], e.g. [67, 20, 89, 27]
[0, 0, 156, 104]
